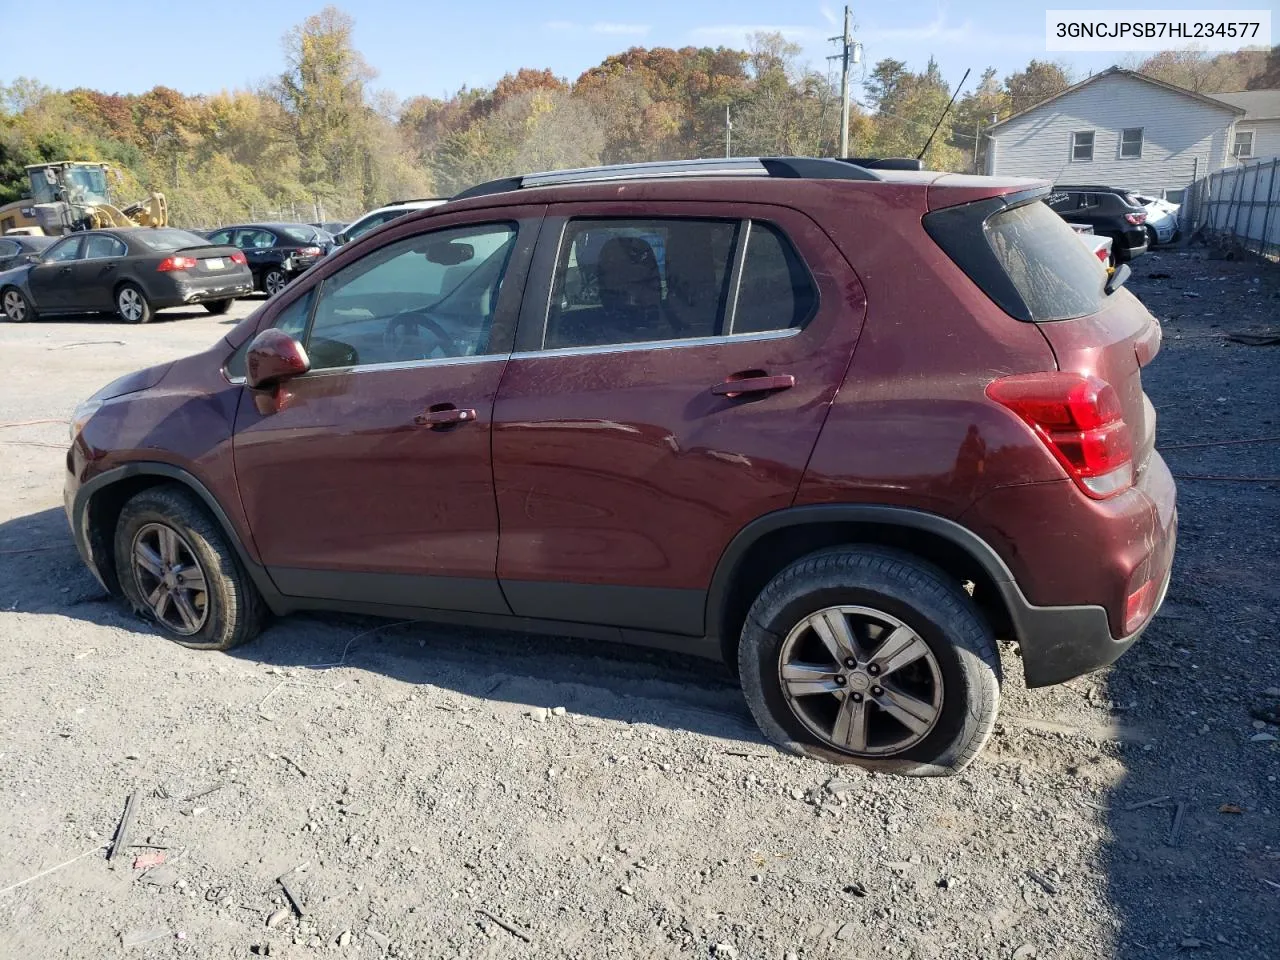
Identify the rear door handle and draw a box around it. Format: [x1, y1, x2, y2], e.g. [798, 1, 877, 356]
[711, 374, 796, 398]
[414, 406, 477, 427]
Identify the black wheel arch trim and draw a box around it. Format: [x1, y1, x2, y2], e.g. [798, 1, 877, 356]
[73, 462, 286, 611]
[704, 503, 1120, 688]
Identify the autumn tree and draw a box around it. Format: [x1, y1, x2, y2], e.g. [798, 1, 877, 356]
[733, 33, 839, 157]
[1134, 48, 1269, 92]
[861, 57, 964, 170]
[1003, 60, 1072, 114]
[951, 67, 1005, 172]
[273, 6, 376, 207]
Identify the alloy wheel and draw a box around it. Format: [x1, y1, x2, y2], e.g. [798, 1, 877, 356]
[265, 271, 287, 296]
[3, 290, 26, 321]
[131, 522, 209, 636]
[118, 288, 144, 322]
[778, 605, 943, 756]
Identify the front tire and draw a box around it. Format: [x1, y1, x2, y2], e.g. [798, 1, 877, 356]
[2, 286, 35, 322]
[113, 485, 266, 651]
[738, 547, 1001, 777]
[116, 283, 152, 324]
[203, 298, 233, 315]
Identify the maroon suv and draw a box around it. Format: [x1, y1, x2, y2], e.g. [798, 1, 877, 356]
[65, 157, 1176, 776]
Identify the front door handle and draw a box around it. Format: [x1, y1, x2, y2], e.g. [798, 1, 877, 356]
[711, 374, 796, 398]
[414, 405, 477, 427]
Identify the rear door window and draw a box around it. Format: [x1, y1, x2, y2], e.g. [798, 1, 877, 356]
[83, 235, 126, 259]
[543, 217, 817, 350]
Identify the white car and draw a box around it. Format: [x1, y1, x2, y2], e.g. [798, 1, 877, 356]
[335, 198, 448, 247]
[1131, 194, 1179, 246]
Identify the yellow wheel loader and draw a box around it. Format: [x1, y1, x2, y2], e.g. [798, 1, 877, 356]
[24, 162, 167, 236]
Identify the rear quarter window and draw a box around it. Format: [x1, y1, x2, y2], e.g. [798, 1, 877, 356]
[925, 197, 1107, 323]
[984, 201, 1105, 321]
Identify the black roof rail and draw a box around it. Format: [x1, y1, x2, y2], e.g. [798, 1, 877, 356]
[450, 156, 884, 201]
[838, 157, 925, 171]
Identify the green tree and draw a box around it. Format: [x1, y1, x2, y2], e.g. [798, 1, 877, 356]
[273, 6, 376, 209]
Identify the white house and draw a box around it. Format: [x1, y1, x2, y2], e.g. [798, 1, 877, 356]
[985, 67, 1250, 203]
[1211, 90, 1280, 163]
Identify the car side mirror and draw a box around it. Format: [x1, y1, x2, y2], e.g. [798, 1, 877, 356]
[245, 328, 310, 390]
[333, 232, 347, 246]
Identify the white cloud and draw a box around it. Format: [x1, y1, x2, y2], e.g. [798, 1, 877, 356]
[820, 6, 839, 28]
[591, 22, 651, 36]
[691, 24, 823, 43]
[859, 14, 1039, 51]
[544, 20, 650, 36]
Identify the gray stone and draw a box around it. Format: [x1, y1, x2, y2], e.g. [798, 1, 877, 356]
[266, 908, 289, 929]
[712, 944, 738, 959]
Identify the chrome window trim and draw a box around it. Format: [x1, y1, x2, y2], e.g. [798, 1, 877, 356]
[512, 326, 801, 361]
[224, 351, 507, 385]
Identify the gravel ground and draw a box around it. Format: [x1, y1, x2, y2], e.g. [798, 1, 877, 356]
[0, 260, 1277, 960]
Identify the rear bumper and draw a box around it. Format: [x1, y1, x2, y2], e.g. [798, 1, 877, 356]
[962, 453, 1178, 687]
[151, 271, 254, 307]
[1114, 229, 1149, 261]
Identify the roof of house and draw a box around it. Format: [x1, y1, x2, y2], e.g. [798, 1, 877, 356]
[989, 66, 1246, 130]
[1211, 90, 1280, 121]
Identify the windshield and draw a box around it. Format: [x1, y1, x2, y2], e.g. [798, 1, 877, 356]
[64, 166, 110, 205]
[130, 228, 210, 252]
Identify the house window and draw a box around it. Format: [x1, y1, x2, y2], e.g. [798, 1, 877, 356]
[1233, 130, 1254, 159]
[1071, 131, 1094, 162]
[1120, 128, 1143, 159]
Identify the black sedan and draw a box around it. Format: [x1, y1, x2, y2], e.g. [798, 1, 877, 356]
[203, 222, 326, 296]
[0, 228, 252, 324]
[0, 234, 54, 271]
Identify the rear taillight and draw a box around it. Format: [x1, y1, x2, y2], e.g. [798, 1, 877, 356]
[1095, 246, 1109, 263]
[1124, 212, 1147, 225]
[298, 246, 322, 257]
[1124, 578, 1157, 634]
[986, 372, 1133, 499]
[229, 251, 247, 265]
[157, 255, 198, 272]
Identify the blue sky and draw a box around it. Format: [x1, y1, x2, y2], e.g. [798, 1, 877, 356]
[1, 1, 1268, 104]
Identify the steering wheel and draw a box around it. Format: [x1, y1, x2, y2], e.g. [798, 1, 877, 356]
[383, 310, 459, 360]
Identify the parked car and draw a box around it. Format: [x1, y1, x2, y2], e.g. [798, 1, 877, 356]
[0, 234, 53, 272]
[1067, 222, 1115, 267]
[64, 157, 1175, 776]
[1131, 193, 1180, 246]
[1, 227, 251, 324]
[1046, 186, 1149, 263]
[202, 223, 326, 296]
[334, 199, 447, 247]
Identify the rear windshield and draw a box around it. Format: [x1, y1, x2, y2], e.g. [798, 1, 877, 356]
[131, 228, 210, 252]
[277, 226, 316, 244]
[984, 201, 1106, 321]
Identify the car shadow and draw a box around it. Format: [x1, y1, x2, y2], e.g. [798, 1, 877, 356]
[0, 505, 760, 747]
[2, 307, 223, 325]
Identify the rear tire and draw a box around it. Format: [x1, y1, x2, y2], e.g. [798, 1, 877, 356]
[1145, 225, 1158, 248]
[113, 485, 266, 651]
[1, 286, 35, 322]
[262, 269, 287, 297]
[738, 547, 1001, 777]
[204, 299, 233, 315]
[116, 283, 152, 324]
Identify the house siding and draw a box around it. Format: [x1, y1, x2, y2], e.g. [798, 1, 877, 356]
[1232, 119, 1280, 161]
[987, 72, 1237, 195]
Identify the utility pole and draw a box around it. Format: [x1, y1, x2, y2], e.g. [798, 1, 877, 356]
[725, 105, 732, 159]
[828, 6, 856, 157]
